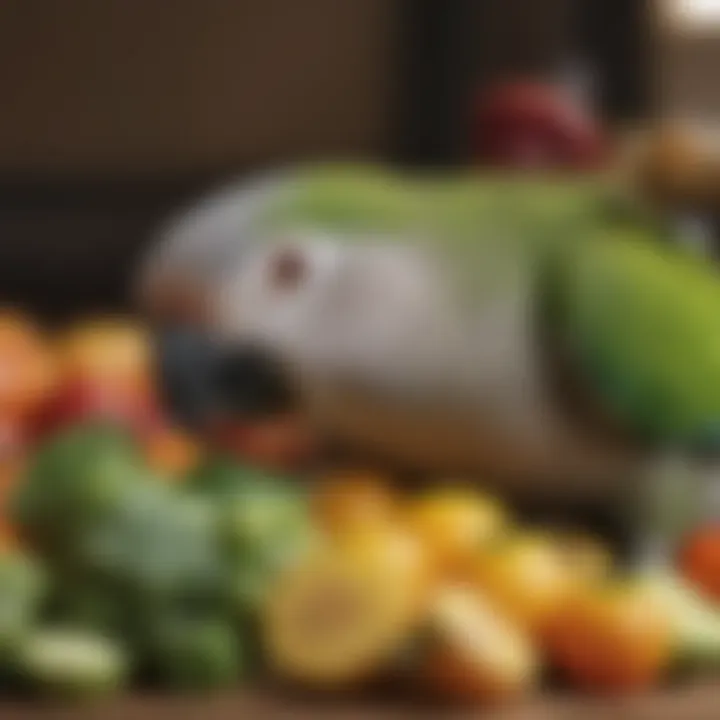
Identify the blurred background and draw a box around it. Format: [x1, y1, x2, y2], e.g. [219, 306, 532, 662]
[0, 0, 714, 318]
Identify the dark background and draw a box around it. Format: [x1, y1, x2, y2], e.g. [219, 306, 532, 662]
[0, 0, 653, 318]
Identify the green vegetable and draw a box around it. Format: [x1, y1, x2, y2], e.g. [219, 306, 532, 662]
[10, 427, 317, 691]
[78, 483, 223, 603]
[189, 455, 298, 498]
[203, 461, 315, 617]
[15, 627, 129, 701]
[11, 422, 147, 555]
[0, 552, 47, 654]
[45, 572, 134, 644]
[145, 616, 244, 691]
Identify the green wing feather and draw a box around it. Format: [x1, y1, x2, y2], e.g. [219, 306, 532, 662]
[557, 229, 720, 448]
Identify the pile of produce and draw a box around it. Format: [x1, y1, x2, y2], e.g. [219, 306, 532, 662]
[0, 310, 718, 707]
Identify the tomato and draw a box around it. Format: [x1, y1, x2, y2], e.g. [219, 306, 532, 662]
[471, 532, 576, 635]
[544, 582, 672, 694]
[678, 524, 720, 603]
[31, 377, 163, 442]
[405, 487, 508, 577]
[0, 311, 56, 420]
[312, 472, 396, 534]
[144, 426, 202, 479]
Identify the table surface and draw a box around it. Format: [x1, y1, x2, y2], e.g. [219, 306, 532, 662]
[0, 683, 718, 720]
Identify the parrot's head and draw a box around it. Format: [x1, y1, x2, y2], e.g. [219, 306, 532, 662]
[210, 231, 450, 386]
[140, 223, 448, 430]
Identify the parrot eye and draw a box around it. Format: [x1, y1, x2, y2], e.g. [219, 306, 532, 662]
[269, 247, 307, 292]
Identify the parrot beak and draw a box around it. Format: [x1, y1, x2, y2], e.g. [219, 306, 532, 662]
[151, 326, 299, 432]
[213, 342, 299, 418]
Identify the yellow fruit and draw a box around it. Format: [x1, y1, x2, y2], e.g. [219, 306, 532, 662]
[423, 586, 540, 705]
[405, 487, 508, 576]
[312, 472, 396, 534]
[471, 532, 575, 635]
[57, 318, 153, 394]
[263, 544, 422, 687]
[334, 525, 435, 611]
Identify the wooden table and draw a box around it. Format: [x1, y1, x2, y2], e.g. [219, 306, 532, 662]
[0, 684, 718, 720]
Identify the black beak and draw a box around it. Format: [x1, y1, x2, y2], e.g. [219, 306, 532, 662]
[214, 343, 298, 417]
[152, 327, 297, 430]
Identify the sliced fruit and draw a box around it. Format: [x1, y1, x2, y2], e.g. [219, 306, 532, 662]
[422, 586, 540, 705]
[544, 580, 673, 694]
[471, 532, 575, 634]
[312, 471, 396, 534]
[262, 544, 422, 687]
[678, 523, 720, 603]
[404, 486, 508, 577]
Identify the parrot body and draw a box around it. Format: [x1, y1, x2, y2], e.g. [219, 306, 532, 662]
[139, 164, 720, 509]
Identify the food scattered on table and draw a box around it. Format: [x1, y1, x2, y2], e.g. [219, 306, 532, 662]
[0, 310, 716, 709]
[421, 586, 541, 704]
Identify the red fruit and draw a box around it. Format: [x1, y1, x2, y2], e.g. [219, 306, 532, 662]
[30, 378, 164, 442]
[473, 80, 606, 171]
[209, 415, 316, 472]
[679, 524, 720, 603]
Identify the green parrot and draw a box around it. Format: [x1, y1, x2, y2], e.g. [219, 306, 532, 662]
[137, 163, 720, 561]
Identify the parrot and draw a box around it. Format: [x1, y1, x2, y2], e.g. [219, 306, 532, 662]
[136, 163, 720, 562]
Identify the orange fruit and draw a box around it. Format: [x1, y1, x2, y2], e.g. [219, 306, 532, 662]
[145, 427, 202, 479]
[544, 581, 672, 694]
[0, 311, 56, 419]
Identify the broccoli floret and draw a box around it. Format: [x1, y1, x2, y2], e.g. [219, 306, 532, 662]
[78, 482, 225, 606]
[11, 423, 148, 555]
[145, 615, 244, 691]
